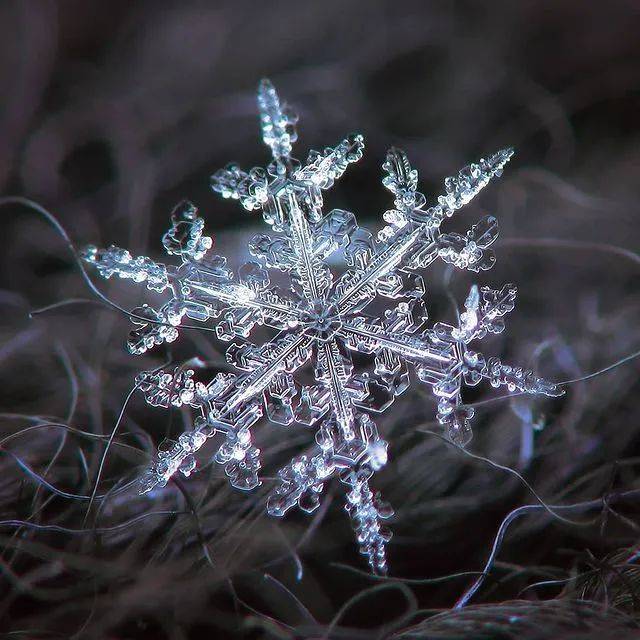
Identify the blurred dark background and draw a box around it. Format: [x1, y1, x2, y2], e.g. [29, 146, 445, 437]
[1, 1, 639, 638]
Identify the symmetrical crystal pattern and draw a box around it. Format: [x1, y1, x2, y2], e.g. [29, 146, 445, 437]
[82, 79, 562, 574]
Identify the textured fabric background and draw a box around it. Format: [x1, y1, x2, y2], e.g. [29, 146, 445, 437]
[0, 2, 639, 637]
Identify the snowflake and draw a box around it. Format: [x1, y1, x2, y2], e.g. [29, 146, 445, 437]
[82, 79, 562, 574]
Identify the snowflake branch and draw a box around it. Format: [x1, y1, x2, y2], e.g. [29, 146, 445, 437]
[286, 188, 329, 300]
[340, 318, 453, 368]
[257, 78, 298, 162]
[81, 245, 169, 292]
[334, 149, 513, 314]
[317, 340, 356, 441]
[294, 134, 365, 189]
[333, 227, 427, 313]
[140, 333, 313, 493]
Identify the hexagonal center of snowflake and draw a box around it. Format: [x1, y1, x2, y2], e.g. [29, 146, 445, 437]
[300, 301, 342, 342]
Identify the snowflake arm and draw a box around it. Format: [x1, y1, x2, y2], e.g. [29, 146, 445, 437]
[344, 469, 393, 573]
[223, 333, 313, 413]
[334, 226, 428, 314]
[285, 187, 331, 300]
[339, 317, 453, 369]
[267, 412, 392, 573]
[140, 331, 313, 493]
[317, 339, 357, 441]
[380, 147, 513, 232]
[81, 244, 170, 292]
[429, 147, 514, 224]
[211, 86, 362, 233]
[333, 148, 509, 316]
[82, 201, 303, 354]
[424, 284, 563, 443]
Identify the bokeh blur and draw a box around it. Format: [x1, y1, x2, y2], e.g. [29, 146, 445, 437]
[1, 1, 639, 638]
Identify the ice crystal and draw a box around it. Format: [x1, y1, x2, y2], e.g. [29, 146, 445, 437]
[82, 79, 563, 574]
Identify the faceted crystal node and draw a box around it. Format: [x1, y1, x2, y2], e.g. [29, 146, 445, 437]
[300, 301, 342, 342]
[82, 78, 563, 574]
